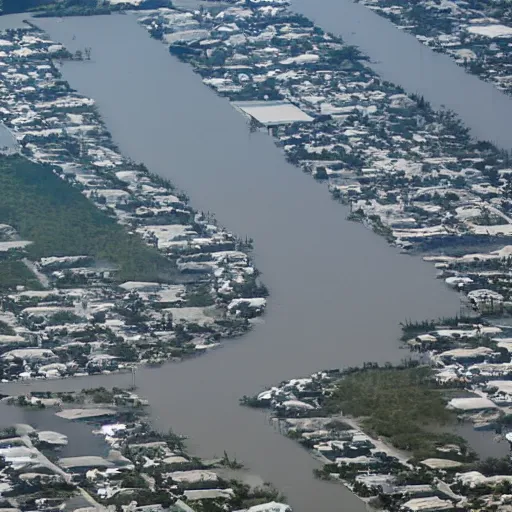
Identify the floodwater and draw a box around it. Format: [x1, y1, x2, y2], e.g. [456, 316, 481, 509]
[291, 0, 512, 150]
[0, 403, 107, 458]
[0, 9, 472, 512]
[0, 13, 31, 30]
[454, 423, 509, 460]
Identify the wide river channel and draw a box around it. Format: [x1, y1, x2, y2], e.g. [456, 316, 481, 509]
[6, 2, 510, 509]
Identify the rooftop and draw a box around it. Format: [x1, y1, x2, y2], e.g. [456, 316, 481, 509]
[231, 100, 314, 126]
[447, 397, 498, 411]
[56, 408, 117, 421]
[402, 497, 453, 512]
[58, 456, 114, 469]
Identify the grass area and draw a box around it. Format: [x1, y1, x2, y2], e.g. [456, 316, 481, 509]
[0, 156, 175, 282]
[324, 365, 472, 460]
[0, 260, 43, 292]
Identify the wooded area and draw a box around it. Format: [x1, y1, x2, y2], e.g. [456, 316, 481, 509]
[2, 0, 96, 14]
[0, 155, 175, 282]
[0, 260, 43, 291]
[324, 365, 471, 459]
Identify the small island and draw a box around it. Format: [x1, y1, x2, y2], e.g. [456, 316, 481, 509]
[242, 356, 512, 512]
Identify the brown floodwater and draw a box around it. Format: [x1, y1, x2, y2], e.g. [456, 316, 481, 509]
[0, 9, 471, 511]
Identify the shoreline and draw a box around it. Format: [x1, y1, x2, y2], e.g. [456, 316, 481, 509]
[0, 385, 291, 511]
[0, 20, 270, 384]
[242, 313, 512, 511]
[354, 0, 512, 99]
[241, 363, 485, 511]
[0, 0, 507, 388]
[130, 0, 512, 321]
[0, 3, 506, 508]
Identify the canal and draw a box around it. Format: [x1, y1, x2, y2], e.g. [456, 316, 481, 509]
[291, 0, 512, 150]
[1, 9, 472, 512]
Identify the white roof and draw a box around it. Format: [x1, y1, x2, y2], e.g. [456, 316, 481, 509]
[184, 489, 234, 501]
[420, 458, 462, 469]
[457, 470, 512, 487]
[0, 335, 28, 344]
[467, 24, 512, 38]
[439, 347, 492, 359]
[56, 408, 116, 420]
[232, 100, 313, 126]
[487, 380, 512, 394]
[280, 54, 319, 65]
[447, 397, 497, 411]
[282, 400, 315, 410]
[468, 289, 504, 302]
[0, 445, 39, 468]
[21, 306, 75, 317]
[402, 496, 453, 511]
[0, 241, 31, 252]
[164, 29, 210, 44]
[109, 0, 145, 4]
[164, 307, 215, 325]
[468, 362, 512, 376]
[228, 298, 266, 310]
[119, 281, 160, 291]
[416, 334, 438, 342]
[37, 431, 68, 446]
[163, 455, 189, 465]
[496, 338, 512, 352]
[2, 349, 56, 362]
[59, 456, 113, 469]
[246, 502, 291, 512]
[336, 456, 375, 465]
[169, 470, 218, 484]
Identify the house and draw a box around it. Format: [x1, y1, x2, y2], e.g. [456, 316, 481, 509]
[401, 497, 453, 512]
[420, 459, 463, 470]
[170, 501, 196, 512]
[184, 489, 234, 501]
[232, 100, 314, 127]
[168, 470, 218, 485]
[1, 348, 58, 363]
[438, 347, 493, 364]
[447, 397, 498, 412]
[56, 408, 117, 421]
[239, 502, 292, 512]
[58, 456, 114, 472]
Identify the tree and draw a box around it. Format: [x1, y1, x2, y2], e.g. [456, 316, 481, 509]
[165, 428, 185, 451]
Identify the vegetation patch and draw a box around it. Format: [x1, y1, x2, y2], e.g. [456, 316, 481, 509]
[323, 365, 471, 459]
[400, 315, 480, 341]
[0, 156, 175, 282]
[0, 320, 14, 335]
[2, 0, 172, 16]
[0, 260, 43, 292]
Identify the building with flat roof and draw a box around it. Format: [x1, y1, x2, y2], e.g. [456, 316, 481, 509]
[231, 100, 314, 127]
[56, 408, 117, 421]
[58, 456, 114, 471]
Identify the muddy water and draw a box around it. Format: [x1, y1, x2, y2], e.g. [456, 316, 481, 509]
[0, 12, 465, 512]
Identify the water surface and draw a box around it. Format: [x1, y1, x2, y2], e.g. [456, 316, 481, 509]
[291, 0, 512, 150]
[0, 403, 107, 457]
[2, 12, 465, 511]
